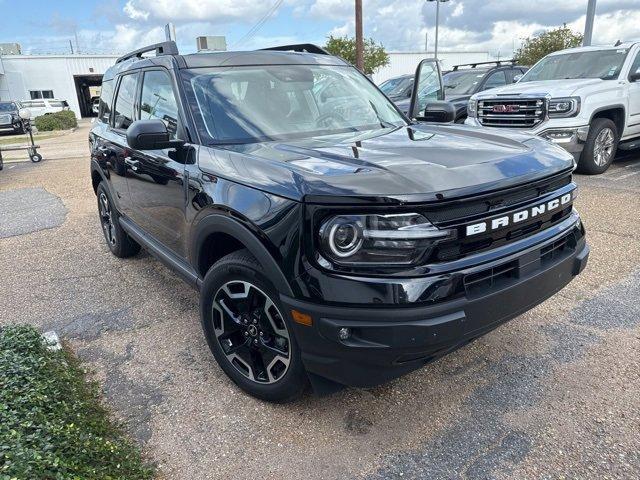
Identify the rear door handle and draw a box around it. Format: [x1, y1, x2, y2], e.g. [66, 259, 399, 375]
[124, 157, 139, 171]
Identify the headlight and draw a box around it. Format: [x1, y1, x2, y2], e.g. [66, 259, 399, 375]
[468, 98, 477, 117]
[318, 213, 454, 266]
[548, 97, 580, 118]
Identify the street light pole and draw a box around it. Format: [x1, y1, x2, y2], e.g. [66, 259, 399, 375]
[426, 0, 449, 59]
[583, 0, 597, 46]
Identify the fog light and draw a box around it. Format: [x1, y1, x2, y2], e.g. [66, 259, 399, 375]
[338, 328, 351, 340]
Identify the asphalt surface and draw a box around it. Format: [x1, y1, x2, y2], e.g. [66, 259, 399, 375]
[0, 123, 639, 480]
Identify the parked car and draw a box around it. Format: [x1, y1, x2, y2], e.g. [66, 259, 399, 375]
[91, 97, 100, 115]
[0, 101, 25, 134]
[397, 61, 528, 120]
[466, 42, 640, 174]
[379, 74, 414, 102]
[90, 41, 588, 402]
[19, 98, 70, 118]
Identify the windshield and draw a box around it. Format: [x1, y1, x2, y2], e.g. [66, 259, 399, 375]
[521, 48, 629, 82]
[183, 65, 406, 144]
[443, 70, 488, 95]
[0, 102, 17, 112]
[379, 76, 412, 97]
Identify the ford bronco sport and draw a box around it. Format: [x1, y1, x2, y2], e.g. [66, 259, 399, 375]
[89, 42, 589, 402]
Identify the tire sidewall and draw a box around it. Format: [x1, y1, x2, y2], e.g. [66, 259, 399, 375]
[96, 183, 124, 255]
[200, 257, 306, 402]
[579, 118, 618, 174]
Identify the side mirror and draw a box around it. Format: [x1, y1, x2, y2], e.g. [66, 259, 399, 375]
[630, 71, 640, 82]
[126, 119, 183, 150]
[512, 74, 523, 83]
[409, 58, 445, 119]
[416, 101, 456, 123]
[18, 108, 31, 120]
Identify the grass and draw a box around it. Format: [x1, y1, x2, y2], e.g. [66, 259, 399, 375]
[0, 325, 155, 480]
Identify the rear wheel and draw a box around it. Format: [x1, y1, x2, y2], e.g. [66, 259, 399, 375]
[96, 182, 140, 258]
[200, 250, 307, 402]
[577, 118, 618, 174]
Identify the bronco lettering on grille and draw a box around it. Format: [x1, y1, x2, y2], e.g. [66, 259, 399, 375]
[465, 192, 574, 237]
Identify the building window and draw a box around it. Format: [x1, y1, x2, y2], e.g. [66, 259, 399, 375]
[30, 90, 54, 100]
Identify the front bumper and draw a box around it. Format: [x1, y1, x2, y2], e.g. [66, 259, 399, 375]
[282, 222, 588, 388]
[465, 117, 589, 160]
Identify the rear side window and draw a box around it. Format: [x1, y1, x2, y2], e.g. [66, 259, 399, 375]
[113, 73, 138, 130]
[99, 80, 114, 124]
[139, 70, 180, 139]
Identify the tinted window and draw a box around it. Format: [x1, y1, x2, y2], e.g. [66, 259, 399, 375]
[99, 80, 114, 124]
[49, 101, 65, 107]
[0, 102, 17, 112]
[443, 70, 488, 95]
[482, 71, 507, 91]
[114, 74, 138, 129]
[140, 70, 179, 139]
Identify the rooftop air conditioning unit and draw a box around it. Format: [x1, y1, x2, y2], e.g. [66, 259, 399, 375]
[196, 36, 227, 52]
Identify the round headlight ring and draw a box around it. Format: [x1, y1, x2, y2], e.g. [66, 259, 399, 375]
[327, 221, 363, 258]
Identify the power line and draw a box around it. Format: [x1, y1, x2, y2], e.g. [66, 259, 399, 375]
[232, 0, 284, 47]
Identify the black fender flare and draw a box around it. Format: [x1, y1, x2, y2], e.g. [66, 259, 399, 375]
[191, 214, 294, 297]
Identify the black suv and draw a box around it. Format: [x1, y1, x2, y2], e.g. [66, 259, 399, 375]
[90, 42, 588, 402]
[395, 61, 528, 121]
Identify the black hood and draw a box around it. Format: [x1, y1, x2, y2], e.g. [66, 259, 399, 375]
[198, 124, 574, 204]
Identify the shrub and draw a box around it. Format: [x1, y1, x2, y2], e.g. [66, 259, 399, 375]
[33, 111, 78, 131]
[0, 325, 154, 480]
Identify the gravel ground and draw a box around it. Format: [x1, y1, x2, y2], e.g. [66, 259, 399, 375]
[0, 123, 639, 480]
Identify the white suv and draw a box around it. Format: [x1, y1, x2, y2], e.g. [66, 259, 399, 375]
[20, 99, 70, 118]
[466, 43, 640, 174]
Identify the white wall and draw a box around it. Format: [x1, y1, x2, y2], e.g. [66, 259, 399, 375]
[373, 51, 496, 83]
[0, 55, 118, 117]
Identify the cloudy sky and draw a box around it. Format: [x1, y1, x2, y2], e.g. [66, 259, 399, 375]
[1, 0, 639, 56]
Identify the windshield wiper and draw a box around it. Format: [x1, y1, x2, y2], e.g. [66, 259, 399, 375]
[368, 100, 398, 128]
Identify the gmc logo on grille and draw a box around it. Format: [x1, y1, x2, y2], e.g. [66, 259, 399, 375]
[465, 192, 575, 237]
[492, 104, 520, 113]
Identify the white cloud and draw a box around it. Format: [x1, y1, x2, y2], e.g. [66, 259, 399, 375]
[123, 0, 277, 23]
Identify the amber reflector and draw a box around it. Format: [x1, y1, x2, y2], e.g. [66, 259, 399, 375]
[291, 309, 313, 326]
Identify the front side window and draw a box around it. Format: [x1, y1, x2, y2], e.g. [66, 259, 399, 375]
[183, 64, 406, 144]
[521, 49, 630, 82]
[628, 51, 640, 81]
[0, 102, 17, 112]
[98, 80, 114, 124]
[113, 73, 138, 130]
[379, 76, 412, 97]
[139, 70, 180, 139]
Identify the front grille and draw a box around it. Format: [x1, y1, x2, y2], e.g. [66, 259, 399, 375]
[425, 173, 571, 224]
[0, 114, 12, 125]
[423, 173, 575, 263]
[478, 97, 546, 128]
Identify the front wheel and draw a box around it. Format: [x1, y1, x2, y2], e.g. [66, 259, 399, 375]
[577, 118, 618, 174]
[200, 250, 307, 402]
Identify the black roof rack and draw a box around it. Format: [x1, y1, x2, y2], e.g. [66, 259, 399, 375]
[260, 43, 330, 55]
[116, 41, 179, 64]
[452, 59, 516, 71]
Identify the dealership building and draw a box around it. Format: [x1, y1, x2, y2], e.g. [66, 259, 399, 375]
[0, 53, 118, 118]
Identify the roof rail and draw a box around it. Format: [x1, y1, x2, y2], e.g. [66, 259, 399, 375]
[260, 43, 330, 55]
[452, 59, 516, 71]
[116, 41, 179, 64]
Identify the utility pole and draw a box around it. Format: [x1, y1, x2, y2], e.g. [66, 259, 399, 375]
[424, 31, 428, 53]
[583, 0, 597, 46]
[69, 39, 74, 54]
[355, 0, 364, 71]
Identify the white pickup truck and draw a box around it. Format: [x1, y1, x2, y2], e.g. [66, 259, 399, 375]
[465, 42, 640, 174]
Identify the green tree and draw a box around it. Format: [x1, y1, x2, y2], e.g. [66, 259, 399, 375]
[324, 35, 390, 75]
[515, 24, 583, 66]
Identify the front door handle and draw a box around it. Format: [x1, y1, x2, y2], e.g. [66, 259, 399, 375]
[124, 157, 139, 171]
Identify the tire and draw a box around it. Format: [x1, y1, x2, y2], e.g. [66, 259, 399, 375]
[455, 116, 467, 124]
[13, 127, 24, 135]
[577, 118, 618, 175]
[30, 153, 42, 163]
[96, 182, 140, 258]
[200, 250, 307, 402]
